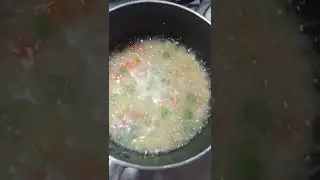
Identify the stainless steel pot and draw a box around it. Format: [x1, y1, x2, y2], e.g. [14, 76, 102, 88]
[109, 0, 212, 179]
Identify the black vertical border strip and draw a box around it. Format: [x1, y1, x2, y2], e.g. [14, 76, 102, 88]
[209, 0, 214, 179]
[107, 0, 110, 179]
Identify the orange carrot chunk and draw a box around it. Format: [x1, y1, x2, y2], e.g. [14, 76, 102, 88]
[171, 95, 178, 106]
[130, 111, 143, 120]
[122, 57, 141, 70]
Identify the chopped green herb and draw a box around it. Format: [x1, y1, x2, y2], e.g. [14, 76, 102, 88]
[163, 52, 170, 59]
[120, 66, 128, 73]
[183, 109, 193, 120]
[160, 107, 170, 118]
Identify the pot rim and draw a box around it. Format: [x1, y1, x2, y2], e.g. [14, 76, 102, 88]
[109, 0, 211, 170]
[109, 0, 211, 25]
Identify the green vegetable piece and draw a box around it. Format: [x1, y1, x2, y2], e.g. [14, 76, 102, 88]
[183, 109, 193, 120]
[186, 93, 197, 103]
[160, 107, 170, 118]
[120, 66, 128, 73]
[163, 52, 170, 59]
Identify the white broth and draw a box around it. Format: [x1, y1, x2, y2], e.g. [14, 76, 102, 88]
[109, 39, 210, 154]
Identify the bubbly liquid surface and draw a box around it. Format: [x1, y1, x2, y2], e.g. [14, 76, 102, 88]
[109, 39, 210, 153]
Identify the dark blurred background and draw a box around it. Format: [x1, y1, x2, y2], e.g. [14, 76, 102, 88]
[0, 0, 109, 179]
[213, 0, 320, 180]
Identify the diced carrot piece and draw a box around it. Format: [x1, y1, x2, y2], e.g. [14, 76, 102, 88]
[131, 111, 143, 120]
[122, 57, 141, 70]
[171, 95, 178, 106]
